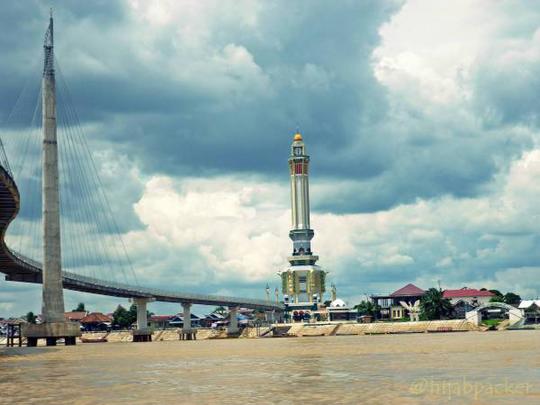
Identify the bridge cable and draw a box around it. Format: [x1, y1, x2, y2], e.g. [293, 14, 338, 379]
[55, 58, 139, 286]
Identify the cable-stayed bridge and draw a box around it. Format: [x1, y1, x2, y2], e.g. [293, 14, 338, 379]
[0, 15, 281, 345]
[0, 121, 279, 309]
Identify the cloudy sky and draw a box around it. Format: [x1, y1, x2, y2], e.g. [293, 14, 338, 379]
[1, 0, 540, 316]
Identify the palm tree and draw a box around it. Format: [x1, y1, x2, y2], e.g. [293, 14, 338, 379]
[213, 306, 227, 316]
[420, 288, 453, 320]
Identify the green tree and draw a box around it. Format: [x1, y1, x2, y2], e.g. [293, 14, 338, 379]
[113, 304, 152, 328]
[213, 306, 227, 315]
[354, 301, 380, 317]
[25, 311, 37, 324]
[112, 305, 137, 329]
[72, 302, 86, 312]
[489, 290, 504, 302]
[503, 292, 521, 306]
[420, 288, 453, 320]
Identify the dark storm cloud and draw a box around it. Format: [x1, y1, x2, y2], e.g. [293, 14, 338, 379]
[3, 0, 534, 215]
[2, 1, 396, 207]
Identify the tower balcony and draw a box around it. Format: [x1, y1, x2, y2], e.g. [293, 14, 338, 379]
[288, 254, 319, 266]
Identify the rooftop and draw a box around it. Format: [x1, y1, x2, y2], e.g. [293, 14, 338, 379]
[80, 312, 112, 324]
[443, 288, 494, 298]
[149, 315, 174, 322]
[390, 283, 425, 297]
[518, 300, 540, 309]
[64, 311, 87, 321]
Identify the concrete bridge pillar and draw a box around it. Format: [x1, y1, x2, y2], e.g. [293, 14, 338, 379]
[179, 302, 196, 340]
[228, 306, 240, 336]
[132, 297, 153, 342]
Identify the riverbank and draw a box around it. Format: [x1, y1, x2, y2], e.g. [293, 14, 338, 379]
[0, 319, 484, 346]
[4, 318, 539, 347]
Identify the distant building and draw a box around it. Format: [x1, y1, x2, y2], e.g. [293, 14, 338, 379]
[36, 311, 86, 324]
[442, 288, 494, 306]
[169, 313, 201, 329]
[148, 315, 175, 329]
[200, 313, 225, 328]
[371, 283, 425, 320]
[64, 311, 87, 322]
[519, 300, 540, 325]
[79, 312, 112, 331]
[326, 299, 357, 322]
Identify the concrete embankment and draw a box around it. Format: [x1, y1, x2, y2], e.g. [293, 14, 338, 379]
[87, 321, 466, 343]
[0, 320, 489, 346]
[336, 319, 477, 334]
[271, 319, 478, 337]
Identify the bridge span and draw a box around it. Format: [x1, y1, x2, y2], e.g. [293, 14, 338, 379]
[0, 165, 282, 312]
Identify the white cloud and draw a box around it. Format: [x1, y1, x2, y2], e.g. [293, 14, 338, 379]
[372, 0, 496, 105]
[114, 145, 540, 299]
[130, 175, 290, 282]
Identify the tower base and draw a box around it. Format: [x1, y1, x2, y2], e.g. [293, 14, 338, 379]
[281, 264, 326, 305]
[22, 322, 81, 346]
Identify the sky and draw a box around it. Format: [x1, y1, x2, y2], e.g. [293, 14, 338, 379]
[1, 0, 540, 317]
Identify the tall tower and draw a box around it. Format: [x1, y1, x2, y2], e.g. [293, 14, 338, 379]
[42, 12, 65, 323]
[23, 12, 80, 346]
[280, 132, 326, 306]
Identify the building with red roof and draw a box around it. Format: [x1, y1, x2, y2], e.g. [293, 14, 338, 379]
[371, 283, 426, 320]
[442, 287, 494, 306]
[149, 315, 175, 329]
[64, 311, 87, 322]
[390, 283, 426, 297]
[80, 312, 112, 332]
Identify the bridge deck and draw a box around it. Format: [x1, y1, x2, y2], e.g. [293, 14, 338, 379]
[0, 165, 282, 311]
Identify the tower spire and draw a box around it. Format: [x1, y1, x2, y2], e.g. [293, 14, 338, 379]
[43, 10, 54, 75]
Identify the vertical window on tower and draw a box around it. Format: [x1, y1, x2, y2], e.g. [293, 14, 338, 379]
[299, 275, 307, 293]
[295, 162, 303, 175]
[303, 163, 308, 175]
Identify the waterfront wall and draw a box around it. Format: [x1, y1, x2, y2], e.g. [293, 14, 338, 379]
[6, 320, 532, 346]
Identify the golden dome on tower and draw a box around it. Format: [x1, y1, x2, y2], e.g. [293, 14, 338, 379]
[293, 132, 303, 142]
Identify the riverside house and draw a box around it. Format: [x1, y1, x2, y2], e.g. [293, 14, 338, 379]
[371, 283, 425, 320]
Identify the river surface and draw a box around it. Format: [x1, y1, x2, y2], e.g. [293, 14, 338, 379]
[1, 330, 539, 404]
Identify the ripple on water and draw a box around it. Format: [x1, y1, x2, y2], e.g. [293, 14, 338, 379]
[0, 331, 539, 404]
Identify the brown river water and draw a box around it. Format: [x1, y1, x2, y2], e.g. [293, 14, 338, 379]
[1, 330, 539, 404]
